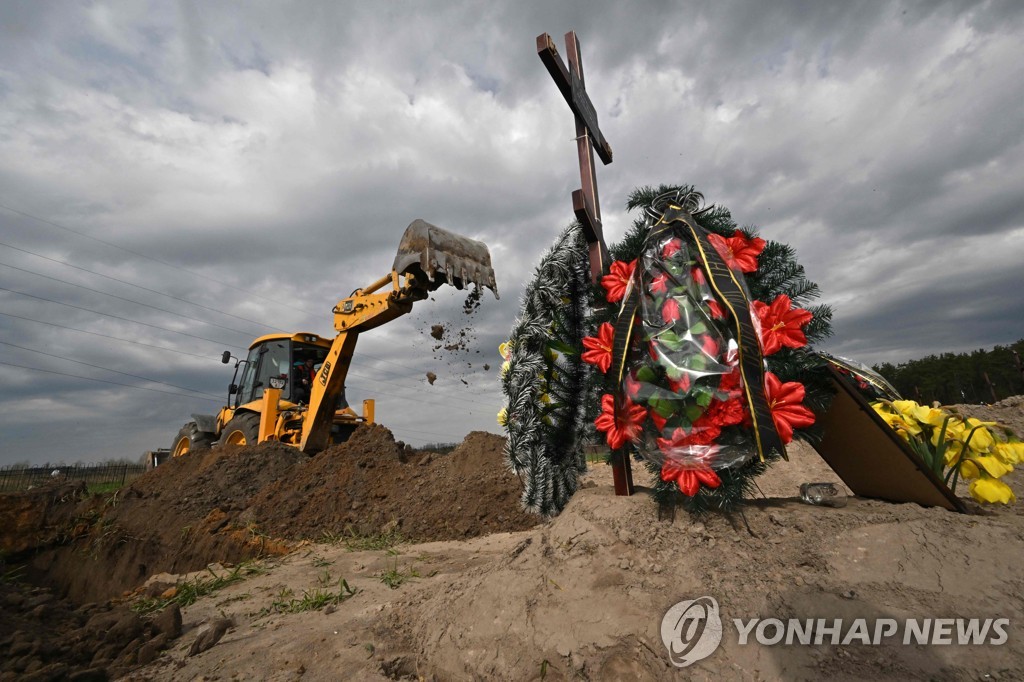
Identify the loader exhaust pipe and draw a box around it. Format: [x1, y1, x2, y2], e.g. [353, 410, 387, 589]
[392, 219, 499, 298]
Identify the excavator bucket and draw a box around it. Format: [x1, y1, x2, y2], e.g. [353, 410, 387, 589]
[392, 219, 499, 298]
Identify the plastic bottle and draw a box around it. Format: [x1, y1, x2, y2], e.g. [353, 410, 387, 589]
[799, 482, 847, 507]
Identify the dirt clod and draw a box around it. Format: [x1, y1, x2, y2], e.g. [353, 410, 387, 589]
[425, 371, 437, 385]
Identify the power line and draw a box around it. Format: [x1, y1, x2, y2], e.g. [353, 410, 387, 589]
[0, 202, 320, 317]
[1, 307, 496, 408]
[0, 260, 258, 338]
[0, 239, 277, 332]
[0, 286, 246, 350]
[0, 310, 221, 361]
[0, 239, 496, 398]
[0, 360, 223, 402]
[0, 340, 223, 400]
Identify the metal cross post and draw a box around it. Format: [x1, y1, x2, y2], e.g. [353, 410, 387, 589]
[538, 31, 634, 497]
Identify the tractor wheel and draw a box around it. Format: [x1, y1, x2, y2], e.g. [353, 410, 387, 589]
[171, 421, 215, 457]
[217, 412, 261, 447]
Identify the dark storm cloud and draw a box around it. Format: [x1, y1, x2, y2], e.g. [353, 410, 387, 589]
[1, 0, 1022, 463]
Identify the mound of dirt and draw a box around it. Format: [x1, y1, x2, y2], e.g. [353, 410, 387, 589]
[6, 425, 534, 606]
[248, 427, 536, 542]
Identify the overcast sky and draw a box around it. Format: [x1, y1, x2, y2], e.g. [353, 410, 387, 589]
[1, 0, 1021, 466]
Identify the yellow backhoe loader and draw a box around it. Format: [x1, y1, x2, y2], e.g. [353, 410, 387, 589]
[169, 219, 497, 457]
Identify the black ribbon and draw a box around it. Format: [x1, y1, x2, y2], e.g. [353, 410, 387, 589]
[608, 205, 786, 462]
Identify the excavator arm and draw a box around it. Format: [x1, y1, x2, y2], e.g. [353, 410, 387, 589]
[298, 220, 497, 452]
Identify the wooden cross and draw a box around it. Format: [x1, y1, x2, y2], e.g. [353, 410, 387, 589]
[538, 31, 635, 498]
[537, 31, 613, 283]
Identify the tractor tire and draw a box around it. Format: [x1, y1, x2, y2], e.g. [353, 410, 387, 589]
[171, 421, 215, 458]
[217, 412, 261, 447]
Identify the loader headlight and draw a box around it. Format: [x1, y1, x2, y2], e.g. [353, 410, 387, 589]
[269, 376, 287, 390]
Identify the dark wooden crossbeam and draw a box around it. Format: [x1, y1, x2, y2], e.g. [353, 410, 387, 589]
[537, 31, 613, 284]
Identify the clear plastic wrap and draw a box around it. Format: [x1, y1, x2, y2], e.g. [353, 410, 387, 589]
[614, 230, 760, 474]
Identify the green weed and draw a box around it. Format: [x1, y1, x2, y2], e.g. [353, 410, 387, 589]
[260, 579, 356, 615]
[131, 562, 268, 615]
[377, 560, 420, 590]
[321, 525, 404, 552]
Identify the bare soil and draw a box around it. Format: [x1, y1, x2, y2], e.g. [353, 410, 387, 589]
[2, 398, 1024, 681]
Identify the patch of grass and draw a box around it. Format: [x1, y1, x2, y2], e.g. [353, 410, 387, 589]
[377, 560, 420, 590]
[86, 481, 124, 496]
[1, 564, 25, 584]
[321, 525, 404, 552]
[131, 562, 268, 615]
[260, 579, 357, 615]
[311, 555, 333, 568]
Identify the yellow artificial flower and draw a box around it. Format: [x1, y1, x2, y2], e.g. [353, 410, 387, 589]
[995, 440, 1024, 465]
[943, 441, 965, 467]
[962, 419, 996, 452]
[958, 459, 980, 479]
[969, 477, 1016, 504]
[500, 360, 511, 377]
[873, 404, 918, 435]
[932, 417, 967, 449]
[499, 341, 512, 361]
[496, 407, 508, 427]
[972, 455, 1013, 479]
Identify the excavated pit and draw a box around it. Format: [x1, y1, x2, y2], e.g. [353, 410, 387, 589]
[0, 426, 535, 680]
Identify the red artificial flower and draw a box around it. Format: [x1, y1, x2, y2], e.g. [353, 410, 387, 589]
[703, 397, 747, 428]
[752, 294, 813, 356]
[648, 342, 661, 363]
[582, 322, 615, 374]
[668, 372, 691, 395]
[624, 371, 642, 400]
[701, 335, 719, 358]
[601, 260, 636, 303]
[662, 298, 680, 324]
[764, 372, 816, 444]
[661, 456, 722, 497]
[707, 299, 726, 320]
[650, 272, 670, 295]
[662, 238, 684, 259]
[650, 411, 667, 434]
[719, 367, 742, 394]
[707, 230, 766, 273]
[594, 394, 647, 450]
[657, 421, 720, 452]
[691, 266, 706, 285]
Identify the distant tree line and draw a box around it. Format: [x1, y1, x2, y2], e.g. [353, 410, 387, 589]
[873, 339, 1024, 405]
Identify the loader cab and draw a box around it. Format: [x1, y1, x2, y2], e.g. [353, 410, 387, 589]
[231, 333, 337, 407]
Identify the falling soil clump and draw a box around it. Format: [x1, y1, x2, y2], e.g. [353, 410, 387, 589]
[429, 324, 444, 340]
[425, 371, 437, 385]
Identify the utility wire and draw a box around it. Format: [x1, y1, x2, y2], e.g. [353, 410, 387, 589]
[0, 355, 470, 442]
[0, 202, 319, 317]
[0, 340, 223, 400]
[0, 360, 223, 402]
[0, 310, 221, 361]
[0, 240, 494, 397]
[2, 308, 495, 407]
[0, 240, 277, 332]
[0, 287, 245, 350]
[0, 260, 258, 338]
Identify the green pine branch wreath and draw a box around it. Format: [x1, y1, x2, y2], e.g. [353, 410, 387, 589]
[501, 184, 834, 516]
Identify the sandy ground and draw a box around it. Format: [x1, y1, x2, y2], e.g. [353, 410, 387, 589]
[123, 438, 1024, 681]
[3, 398, 1023, 681]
